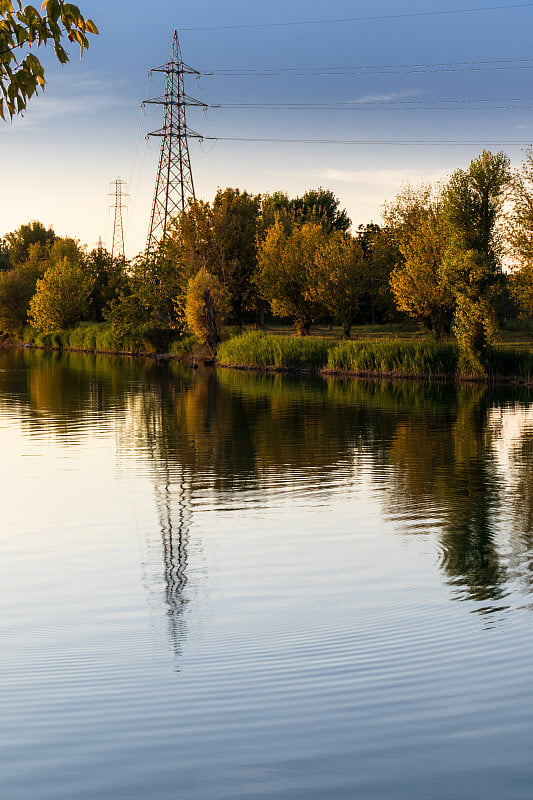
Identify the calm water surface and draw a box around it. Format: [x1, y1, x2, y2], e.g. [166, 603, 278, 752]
[2, 348, 533, 799]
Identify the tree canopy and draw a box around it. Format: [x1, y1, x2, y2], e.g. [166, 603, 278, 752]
[1, 1, 98, 119]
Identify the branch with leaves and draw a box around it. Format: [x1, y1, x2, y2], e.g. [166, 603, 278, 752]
[0, 0, 98, 120]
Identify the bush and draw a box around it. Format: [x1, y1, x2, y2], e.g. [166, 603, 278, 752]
[185, 268, 229, 355]
[168, 335, 195, 357]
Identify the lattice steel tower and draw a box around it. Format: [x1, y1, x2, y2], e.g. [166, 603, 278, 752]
[144, 30, 205, 252]
[108, 178, 128, 260]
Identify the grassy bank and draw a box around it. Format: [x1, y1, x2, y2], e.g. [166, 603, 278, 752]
[21, 322, 195, 357]
[12, 325, 533, 382]
[217, 331, 331, 370]
[217, 331, 533, 381]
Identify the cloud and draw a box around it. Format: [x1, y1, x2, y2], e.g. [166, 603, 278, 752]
[316, 167, 451, 186]
[0, 80, 130, 134]
[351, 90, 422, 104]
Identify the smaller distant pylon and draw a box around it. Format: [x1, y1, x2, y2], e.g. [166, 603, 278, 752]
[108, 178, 129, 260]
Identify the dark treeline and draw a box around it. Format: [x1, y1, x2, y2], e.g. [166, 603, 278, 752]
[3, 149, 533, 374]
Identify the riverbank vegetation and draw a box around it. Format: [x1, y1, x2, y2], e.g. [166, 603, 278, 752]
[3, 149, 533, 379]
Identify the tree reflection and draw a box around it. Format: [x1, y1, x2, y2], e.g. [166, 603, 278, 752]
[3, 347, 533, 617]
[385, 385, 507, 603]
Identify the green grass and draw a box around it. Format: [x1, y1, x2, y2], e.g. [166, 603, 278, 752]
[22, 323, 193, 356]
[217, 331, 332, 370]
[327, 340, 459, 377]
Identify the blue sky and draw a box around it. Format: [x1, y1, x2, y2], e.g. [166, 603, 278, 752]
[3, 0, 533, 255]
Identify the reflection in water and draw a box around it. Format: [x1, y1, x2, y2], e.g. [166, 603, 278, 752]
[3, 347, 533, 620]
[154, 473, 190, 658]
[385, 385, 507, 604]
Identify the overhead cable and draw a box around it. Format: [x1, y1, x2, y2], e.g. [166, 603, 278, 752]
[181, 3, 533, 32]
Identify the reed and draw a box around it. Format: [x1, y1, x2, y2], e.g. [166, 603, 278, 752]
[327, 339, 458, 377]
[217, 331, 331, 370]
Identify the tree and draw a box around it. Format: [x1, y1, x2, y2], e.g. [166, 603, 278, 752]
[0, 239, 50, 336]
[309, 232, 367, 338]
[1, 1, 98, 119]
[105, 243, 184, 350]
[28, 256, 93, 330]
[0, 260, 41, 337]
[211, 188, 260, 324]
[259, 191, 292, 237]
[4, 220, 55, 265]
[385, 186, 454, 335]
[506, 147, 533, 316]
[184, 267, 229, 355]
[258, 221, 326, 334]
[442, 150, 511, 372]
[0, 238, 9, 270]
[167, 188, 261, 325]
[84, 246, 127, 321]
[356, 223, 399, 324]
[290, 188, 351, 233]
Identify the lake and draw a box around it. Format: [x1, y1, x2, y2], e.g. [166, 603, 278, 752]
[1, 347, 533, 799]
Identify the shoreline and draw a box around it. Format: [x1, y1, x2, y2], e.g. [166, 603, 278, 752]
[4, 340, 533, 387]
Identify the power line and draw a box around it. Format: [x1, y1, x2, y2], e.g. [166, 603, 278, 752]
[215, 97, 533, 104]
[206, 63, 533, 77]
[210, 102, 533, 111]
[210, 57, 533, 74]
[181, 3, 533, 31]
[195, 135, 533, 146]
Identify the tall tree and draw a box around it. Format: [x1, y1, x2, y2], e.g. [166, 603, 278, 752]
[168, 188, 261, 325]
[506, 147, 533, 316]
[356, 223, 401, 324]
[4, 220, 55, 265]
[211, 188, 261, 324]
[1, 1, 98, 119]
[384, 187, 454, 335]
[84, 247, 128, 322]
[442, 150, 511, 373]
[258, 221, 326, 335]
[290, 188, 351, 233]
[309, 232, 367, 338]
[28, 256, 93, 331]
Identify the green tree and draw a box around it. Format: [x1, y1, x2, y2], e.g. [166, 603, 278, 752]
[0, 259, 42, 337]
[167, 188, 261, 325]
[259, 191, 292, 237]
[184, 267, 229, 355]
[1, 1, 98, 119]
[385, 187, 454, 335]
[356, 223, 399, 324]
[0, 240, 50, 336]
[211, 188, 261, 324]
[290, 188, 351, 233]
[28, 256, 93, 330]
[442, 150, 511, 373]
[309, 232, 366, 338]
[4, 220, 55, 265]
[0, 238, 9, 270]
[105, 243, 184, 350]
[84, 246, 127, 321]
[506, 147, 533, 316]
[258, 221, 326, 334]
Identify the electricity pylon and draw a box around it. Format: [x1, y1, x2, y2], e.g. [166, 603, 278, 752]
[144, 30, 205, 252]
[108, 178, 128, 260]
